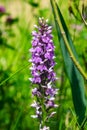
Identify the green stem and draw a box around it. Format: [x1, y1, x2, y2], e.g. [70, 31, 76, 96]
[50, 0, 87, 126]
[51, 0, 87, 80]
[61, 33, 87, 80]
[75, 4, 87, 28]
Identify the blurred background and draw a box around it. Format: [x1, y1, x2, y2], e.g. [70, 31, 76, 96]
[0, 0, 87, 129]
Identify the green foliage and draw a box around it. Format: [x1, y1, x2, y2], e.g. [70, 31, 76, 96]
[28, 1, 39, 7]
[0, 0, 87, 130]
[50, 0, 87, 127]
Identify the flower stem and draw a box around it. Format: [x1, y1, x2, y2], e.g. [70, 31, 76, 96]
[51, 0, 87, 80]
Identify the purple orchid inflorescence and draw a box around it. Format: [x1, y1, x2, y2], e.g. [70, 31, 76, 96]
[29, 17, 58, 130]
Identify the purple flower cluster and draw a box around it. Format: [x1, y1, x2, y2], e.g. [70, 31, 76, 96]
[29, 17, 58, 130]
[0, 6, 6, 15]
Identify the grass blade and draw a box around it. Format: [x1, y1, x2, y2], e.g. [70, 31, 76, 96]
[0, 63, 30, 86]
[50, 0, 87, 126]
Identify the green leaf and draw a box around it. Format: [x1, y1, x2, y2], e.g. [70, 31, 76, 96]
[27, 0, 39, 7]
[50, 0, 87, 126]
[4, 43, 16, 50]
